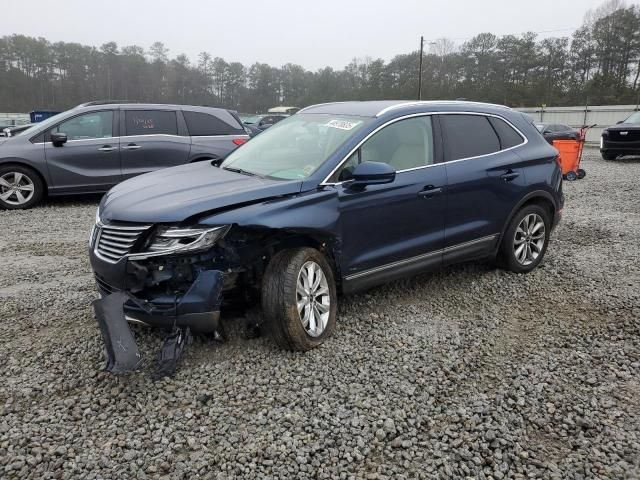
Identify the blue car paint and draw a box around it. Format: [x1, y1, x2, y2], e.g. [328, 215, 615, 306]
[90, 100, 563, 327]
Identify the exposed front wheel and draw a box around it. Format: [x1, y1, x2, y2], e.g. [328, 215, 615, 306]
[262, 248, 337, 350]
[0, 166, 44, 209]
[498, 205, 551, 273]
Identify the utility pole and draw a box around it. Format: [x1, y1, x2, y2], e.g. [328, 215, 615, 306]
[418, 36, 424, 100]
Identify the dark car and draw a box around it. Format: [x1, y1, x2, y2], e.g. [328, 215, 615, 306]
[89, 100, 563, 366]
[0, 101, 249, 209]
[240, 114, 288, 131]
[535, 122, 579, 144]
[600, 112, 640, 160]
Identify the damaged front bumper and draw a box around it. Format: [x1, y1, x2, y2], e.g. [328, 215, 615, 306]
[90, 246, 227, 374]
[90, 248, 226, 333]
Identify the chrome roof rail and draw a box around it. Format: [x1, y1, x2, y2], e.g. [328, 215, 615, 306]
[375, 101, 511, 117]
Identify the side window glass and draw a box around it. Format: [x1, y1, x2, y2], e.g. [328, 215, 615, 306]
[54, 111, 113, 141]
[183, 111, 244, 136]
[360, 116, 434, 171]
[125, 110, 177, 136]
[488, 117, 524, 149]
[441, 115, 500, 161]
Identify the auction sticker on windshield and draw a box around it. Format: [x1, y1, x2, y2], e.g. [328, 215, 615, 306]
[325, 119, 362, 130]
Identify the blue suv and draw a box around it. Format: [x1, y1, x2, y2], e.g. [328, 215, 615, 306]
[90, 100, 563, 362]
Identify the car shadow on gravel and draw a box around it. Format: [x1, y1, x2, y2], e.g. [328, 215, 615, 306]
[40, 193, 104, 208]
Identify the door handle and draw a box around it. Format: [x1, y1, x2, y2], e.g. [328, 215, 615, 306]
[122, 144, 141, 150]
[418, 186, 443, 198]
[501, 171, 520, 182]
[98, 146, 115, 152]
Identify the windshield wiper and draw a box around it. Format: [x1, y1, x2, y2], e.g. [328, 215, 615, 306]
[222, 166, 261, 177]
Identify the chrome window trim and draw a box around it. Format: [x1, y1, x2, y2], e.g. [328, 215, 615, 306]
[36, 133, 249, 145]
[320, 111, 528, 186]
[375, 101, 511, 117]
[344, 234, 499, 281]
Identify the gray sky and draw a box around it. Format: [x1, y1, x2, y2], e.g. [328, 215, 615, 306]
[4, 0, 607, 70]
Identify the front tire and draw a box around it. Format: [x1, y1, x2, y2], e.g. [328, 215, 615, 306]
[262, 248, 337, 351]
[601, 152, 617, 161]
[498, 205, 551, 274]
[0, 165, 44, 209]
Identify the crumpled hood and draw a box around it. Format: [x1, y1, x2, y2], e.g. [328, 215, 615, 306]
[100, 161, 303, 224]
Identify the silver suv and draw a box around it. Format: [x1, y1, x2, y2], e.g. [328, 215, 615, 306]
[0, 101, 249, 209]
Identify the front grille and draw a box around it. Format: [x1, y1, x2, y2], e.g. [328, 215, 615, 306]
[609, 129, 640, 142]
[94, 223, 150, 263]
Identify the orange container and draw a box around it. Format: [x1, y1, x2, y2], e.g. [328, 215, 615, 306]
[552, 140, 581, 176]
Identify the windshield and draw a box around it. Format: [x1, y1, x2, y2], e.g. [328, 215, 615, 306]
[624, 112, 640, 124]
[19, 111, 69, 137]
[221, 113, 370, 180]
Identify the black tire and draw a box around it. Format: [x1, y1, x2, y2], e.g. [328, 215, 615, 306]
[0, 165, 44, 210]
[565, 171, 578, 181]
[577, 168, 586, 179]
[498, 204, 551, 274]
[262, 248, 337, 351]
[601, 152, 617, 161]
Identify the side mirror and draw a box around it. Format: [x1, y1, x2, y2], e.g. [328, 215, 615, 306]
[350, 161, 396, 188]
[51, 132, 68, 147]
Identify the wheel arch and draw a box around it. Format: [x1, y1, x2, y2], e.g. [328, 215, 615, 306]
[0, 159, 49, 194]
[498, 191, 556, 247]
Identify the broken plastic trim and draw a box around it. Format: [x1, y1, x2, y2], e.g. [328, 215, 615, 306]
[92, 291, 144, 374]
[92, 269, 226, 376]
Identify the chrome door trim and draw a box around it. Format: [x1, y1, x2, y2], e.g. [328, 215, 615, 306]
[344, 234, 498, 281]
[321, 112, 528, 186]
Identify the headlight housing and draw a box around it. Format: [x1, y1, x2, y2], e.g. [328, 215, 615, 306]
[128, 225, 230, 260]
[89, 208, 101, 246]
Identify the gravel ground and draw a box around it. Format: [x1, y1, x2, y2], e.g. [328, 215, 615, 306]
[0, 149, 639, 479]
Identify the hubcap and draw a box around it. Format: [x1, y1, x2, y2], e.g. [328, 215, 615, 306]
[296, 260, 331, 337]
[0, 172, 35, 205]
[513, 213, 546, 266]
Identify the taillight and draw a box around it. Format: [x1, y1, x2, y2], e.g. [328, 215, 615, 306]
[233, 138, 248, 146]
[555, 155, 561, 167]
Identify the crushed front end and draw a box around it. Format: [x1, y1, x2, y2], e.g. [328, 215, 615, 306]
[89, 220, 237, 374]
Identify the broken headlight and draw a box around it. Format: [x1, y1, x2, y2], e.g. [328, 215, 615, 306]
[128, 225, 230, 260]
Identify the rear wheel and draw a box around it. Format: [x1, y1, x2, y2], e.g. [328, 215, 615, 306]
[602, 152, 617, 160]
[0, 165, 44, 209]
[565, 171, 578, 181]
[262, 248, 337, 350]
[498, 205, 550, 274]
[577, 168, 586, 179]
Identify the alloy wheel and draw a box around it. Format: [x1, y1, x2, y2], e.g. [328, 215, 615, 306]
[513, 213, 546, 266]
[0, 172, 35, 206]
[296, 260, 331, 337]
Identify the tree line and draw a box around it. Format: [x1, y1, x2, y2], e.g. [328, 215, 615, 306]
[1, 0, 640, 114]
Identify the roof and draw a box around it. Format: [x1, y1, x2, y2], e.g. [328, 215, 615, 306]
[299, 100, 511, 118]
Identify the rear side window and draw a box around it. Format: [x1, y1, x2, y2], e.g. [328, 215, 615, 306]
[441, 115, 500, 161]
[125, 110, 177, 136]
[183, 111, 244, 136]
[488, 117, 524, 149]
